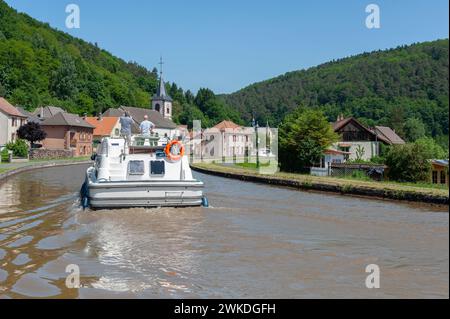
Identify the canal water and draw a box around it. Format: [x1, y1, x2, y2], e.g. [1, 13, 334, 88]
[0, 164, 448, 298]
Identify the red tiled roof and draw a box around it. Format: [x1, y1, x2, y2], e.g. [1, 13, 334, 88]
[374, 126, 405, 144]
[85, 117, 119, 136]
[213, 120, 240, 130]
[0, 97, 27, 117]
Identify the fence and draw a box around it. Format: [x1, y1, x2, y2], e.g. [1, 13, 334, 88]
[330, 163, 386, 181]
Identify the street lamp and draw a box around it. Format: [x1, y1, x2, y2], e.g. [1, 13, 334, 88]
[252, 116, 260, 169]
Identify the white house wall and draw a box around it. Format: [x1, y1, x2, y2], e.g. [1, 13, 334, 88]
[0, 111, 9, 146]
[333, 141, 380, 161]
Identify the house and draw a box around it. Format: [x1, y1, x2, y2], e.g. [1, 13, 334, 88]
[331, 116, 403, 161]
[213, 120, 254, 158]
[195, 120, 254, 160]
[0, 97, 28, 147]
[102, 106, 178, 138]
[431, 160, 448, 186]
[85, 116, 121, 143]
[40, 112, 95, 157]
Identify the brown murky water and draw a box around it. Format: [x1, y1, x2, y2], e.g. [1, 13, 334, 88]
[0, 164, 448, 298]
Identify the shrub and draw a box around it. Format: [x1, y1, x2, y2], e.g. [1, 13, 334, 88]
[385, 143, 431, 182]
[1, 148, 9, 162]
[6, 139, 29, 158]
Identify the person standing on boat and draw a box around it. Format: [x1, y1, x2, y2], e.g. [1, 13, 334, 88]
[140, 115, 155, 136]
[120, 111, 133, 153]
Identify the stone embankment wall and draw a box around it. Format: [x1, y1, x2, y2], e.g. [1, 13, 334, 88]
[30, 149, 74, 160]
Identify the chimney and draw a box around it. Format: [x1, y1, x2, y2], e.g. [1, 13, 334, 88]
[97, 113, 103, 121]
[39, 107, 44, 118]
[83, 112, 87, 120]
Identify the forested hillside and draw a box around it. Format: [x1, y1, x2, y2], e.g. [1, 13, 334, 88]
[222, 39, 449, 146]
[0, 0, 240, 127]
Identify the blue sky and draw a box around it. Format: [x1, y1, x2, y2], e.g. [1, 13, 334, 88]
[4, 0, 449, 94]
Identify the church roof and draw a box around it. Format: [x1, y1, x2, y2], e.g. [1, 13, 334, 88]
[153, 75, 173, 102]
[102, 106, 177, 130]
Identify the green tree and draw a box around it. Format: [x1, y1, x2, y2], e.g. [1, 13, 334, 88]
[388, 106, 406, 139]
[50, 53, 78, 99]
[0, 82, 5, 97]
[403, 117, 426, 142]
[178, 103, 210, 128]
[194, 88, 216, 112]
[385, 143, 431, 182]
[414, 137, 447, 159]
[279, 107, 339, 172]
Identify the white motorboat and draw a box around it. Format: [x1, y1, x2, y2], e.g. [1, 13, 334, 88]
[80, 134, 207, 209]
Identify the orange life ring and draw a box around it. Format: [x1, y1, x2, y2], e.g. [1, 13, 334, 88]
[164, 140, 185, 161]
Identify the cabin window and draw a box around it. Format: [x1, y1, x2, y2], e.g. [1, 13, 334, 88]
[155, 104, 160, 112]
[440, 171, 446, 184]
[432, 171, 438, 184]
[115, 128, 120, 136]
[150, 161, 165, 175]
[128, 160, 145, 175]
[166, 108, 170, 114]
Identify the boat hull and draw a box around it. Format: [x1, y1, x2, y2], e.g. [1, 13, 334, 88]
[86, 168, 204, 208]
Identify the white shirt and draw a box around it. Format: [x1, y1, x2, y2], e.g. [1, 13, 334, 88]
[140, 120, 155, 135]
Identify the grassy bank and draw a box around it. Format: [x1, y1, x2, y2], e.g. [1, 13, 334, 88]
[191, 162, 449, 205]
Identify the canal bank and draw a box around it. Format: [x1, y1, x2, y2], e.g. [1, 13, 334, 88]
[0, 158, 92, 183]
[191, 163, 449, 206]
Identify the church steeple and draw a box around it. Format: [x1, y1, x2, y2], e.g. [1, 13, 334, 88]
[152, 56, 173, 119]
